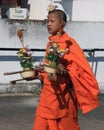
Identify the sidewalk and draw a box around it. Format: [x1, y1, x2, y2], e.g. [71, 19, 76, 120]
[79, 93, 104, 130]
[0, 93, 104, 130]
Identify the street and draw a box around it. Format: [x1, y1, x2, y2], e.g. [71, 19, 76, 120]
[0, 94, 104, 130]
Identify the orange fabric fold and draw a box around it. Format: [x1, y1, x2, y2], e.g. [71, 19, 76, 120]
[64, 35, 100, 114]
[48, 119, 64, 130]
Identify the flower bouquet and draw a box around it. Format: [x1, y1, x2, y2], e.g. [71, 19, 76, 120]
[3, 30, 36, 84]
[17, 30, 35, 79]
[44, 42, 69, 74]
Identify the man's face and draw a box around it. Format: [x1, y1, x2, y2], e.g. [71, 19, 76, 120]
[47, 13, 64, 35]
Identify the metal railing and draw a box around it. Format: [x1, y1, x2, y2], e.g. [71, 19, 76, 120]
[0, 48, 104, 76]
[0, 47, 104, 52]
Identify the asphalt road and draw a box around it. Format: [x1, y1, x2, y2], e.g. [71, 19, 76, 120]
[0, 94, 104, 130]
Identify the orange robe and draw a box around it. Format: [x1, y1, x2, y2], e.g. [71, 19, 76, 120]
[33, 32, 99, 130]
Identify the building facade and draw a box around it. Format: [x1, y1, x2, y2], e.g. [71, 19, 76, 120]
[0, 0, 104, 91]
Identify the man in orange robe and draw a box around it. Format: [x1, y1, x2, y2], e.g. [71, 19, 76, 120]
[33, 9, 99, 130]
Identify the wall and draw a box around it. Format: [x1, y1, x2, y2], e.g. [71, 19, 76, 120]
[72, 0, 104, 22]
[0, 0, 104, 91]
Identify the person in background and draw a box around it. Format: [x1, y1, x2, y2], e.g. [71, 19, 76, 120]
[32, 9, 99, 130]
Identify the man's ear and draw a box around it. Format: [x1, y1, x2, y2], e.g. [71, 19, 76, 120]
[61, 21, 66, 27]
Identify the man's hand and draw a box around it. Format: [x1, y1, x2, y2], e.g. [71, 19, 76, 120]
[47, 73, 57, 81]
[46, 64, 67, 81]
[56, 63, 67, 75]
